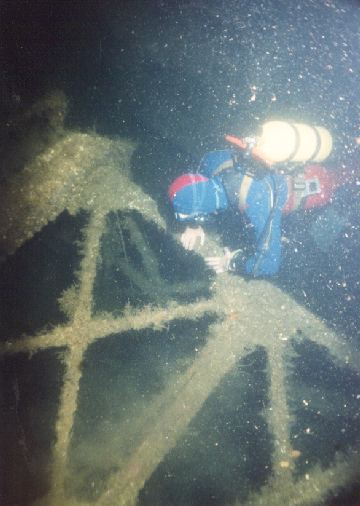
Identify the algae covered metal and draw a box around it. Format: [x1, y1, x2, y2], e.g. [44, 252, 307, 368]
[0, 103, 359, 506]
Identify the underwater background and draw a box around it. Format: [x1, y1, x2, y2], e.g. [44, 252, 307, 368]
[1, 1, 360, 505]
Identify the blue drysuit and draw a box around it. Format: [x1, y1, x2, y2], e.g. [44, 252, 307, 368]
[199, 150, 289, 277]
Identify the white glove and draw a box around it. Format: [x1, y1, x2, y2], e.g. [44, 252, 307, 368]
[205, 247, 237, 274]
[180, 226, 205, 251]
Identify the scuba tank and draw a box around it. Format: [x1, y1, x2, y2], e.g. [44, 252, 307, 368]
[226, 120, 333, 171]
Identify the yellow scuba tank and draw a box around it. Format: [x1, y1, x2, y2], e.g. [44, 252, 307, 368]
[252, 121, 333, 167]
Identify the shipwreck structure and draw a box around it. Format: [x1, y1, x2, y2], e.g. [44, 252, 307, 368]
[1, 102, 360, 505]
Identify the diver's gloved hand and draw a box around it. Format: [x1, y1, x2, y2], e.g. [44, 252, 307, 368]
[180, 226, 205, 250]
[205, 247, 237, 274]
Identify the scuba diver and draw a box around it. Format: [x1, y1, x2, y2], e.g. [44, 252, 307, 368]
[168, 121, 343, 277]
